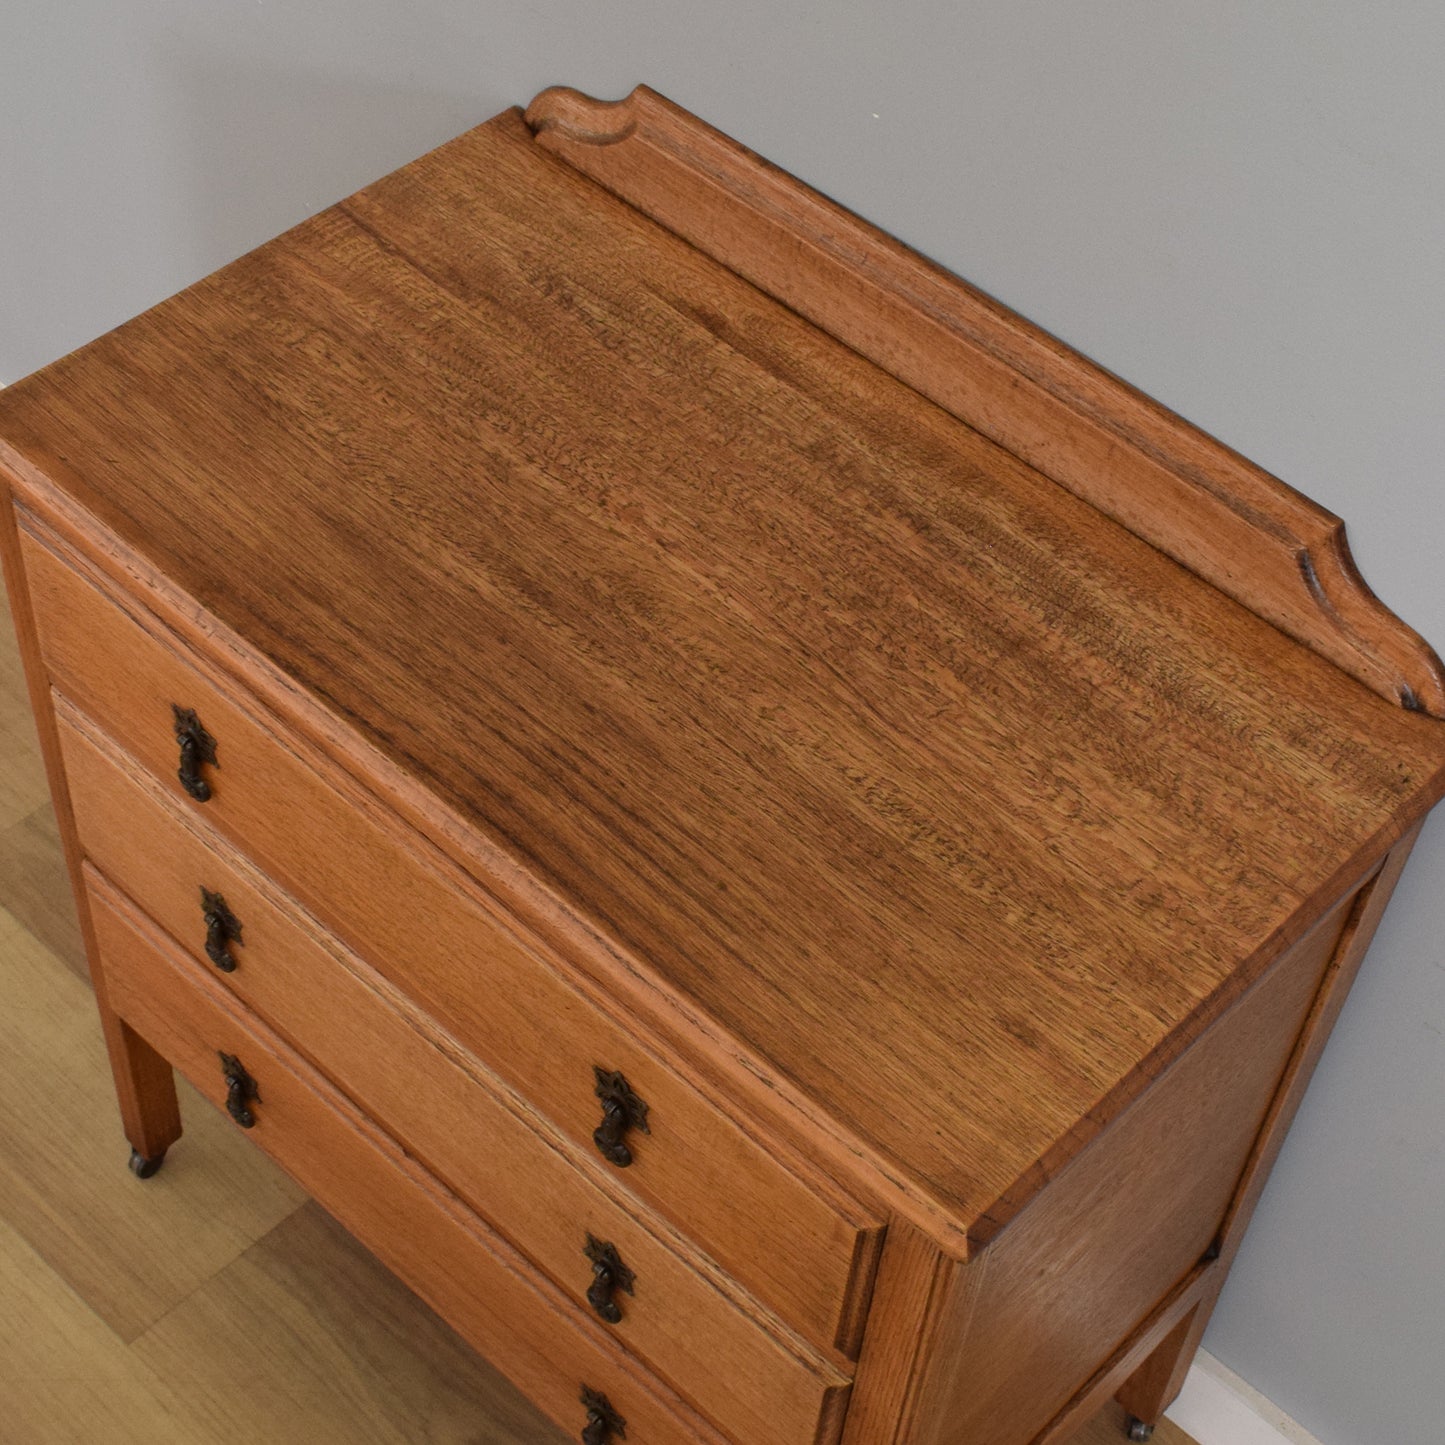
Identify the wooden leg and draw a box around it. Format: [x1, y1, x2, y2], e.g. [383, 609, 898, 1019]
[96, 988, 183, 1171]
[1115, 1301, 1208, 1427]
[2, 491, 183, 1175]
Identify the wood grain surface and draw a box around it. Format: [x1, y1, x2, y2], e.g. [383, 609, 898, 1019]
[22, 516, 874, 1349]
[1, 104, 1443, 1252]
[905, 891, 1355, 1444]
[0, 803, 83, 978]
[1118, 817, 1424, 1426]
[528, 84, 1445, 718]
[0, 581, 49, 830]
[57, 703, 853, 1445]
[0, 573, 1191, 1445]
[86, 871, 744, 1445]
[0, 903, 304, 1341]
[131, 1203, 571, 1445]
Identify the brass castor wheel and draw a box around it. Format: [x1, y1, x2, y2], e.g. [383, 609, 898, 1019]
[1126, 1419, 1155, 1442]
[128, 1148, 166, 1180]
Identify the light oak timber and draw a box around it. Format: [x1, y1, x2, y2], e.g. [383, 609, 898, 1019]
[0, 571, 1193, 1445]
[56, 701, 851, 1445]
[527, 84, 1445, 718]
[0, 1207, 229, 1445]
[132, 1202, 569, 1445]
[0, 574, 50, 831]
[0, 487, 185, 1172]
[3, 85, 1443, 1445]
[0, 804, 86, 980]
[86, 869, 741, 1445]
[3, 147, 1442, 1251]
[839, 1222, 956, 1445]
[1118, 818, 1425, 1425]
[843, 888, 1355, 1445]
[0, 903, 305, 1341]
[0, 595, 84, 986]
[17, 512, 875, 1357]
[0, 875, 574, 1444]
[1031, 1267, 1218, 1445]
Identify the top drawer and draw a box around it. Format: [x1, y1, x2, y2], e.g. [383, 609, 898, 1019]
[18, 509, 880, 1355]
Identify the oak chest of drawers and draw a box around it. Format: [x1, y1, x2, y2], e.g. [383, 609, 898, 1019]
[3, 86, 1444, 1445]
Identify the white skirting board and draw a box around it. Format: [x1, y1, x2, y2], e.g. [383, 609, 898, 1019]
[1166, 1352, 1325, 1445]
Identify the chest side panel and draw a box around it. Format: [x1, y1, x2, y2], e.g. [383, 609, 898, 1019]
[903, 888, 1357, 1445]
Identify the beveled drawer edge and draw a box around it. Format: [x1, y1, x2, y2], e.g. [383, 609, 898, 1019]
[59, 690, 855, 1386]
[7, 466, 912, 1267]
[85, 863, 742, 1445]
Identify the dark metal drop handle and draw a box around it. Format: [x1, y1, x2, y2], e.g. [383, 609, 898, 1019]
[201, 888, 243, 973]
[219, 1052, 260, 1128]
[173, 705, 218, 802]
[592, 1067, 649, 1168]
[584, 1235, 635, 1325]
[580, 1388, 626, 1445]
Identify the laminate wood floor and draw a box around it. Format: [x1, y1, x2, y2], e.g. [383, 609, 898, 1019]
[0, 584, 1196, 1443]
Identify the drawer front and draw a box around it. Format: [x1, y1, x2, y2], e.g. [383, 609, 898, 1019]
[20, 515, 877, 1355]
[60, 705, 850, 1445]
[84, 866, 728, 1445]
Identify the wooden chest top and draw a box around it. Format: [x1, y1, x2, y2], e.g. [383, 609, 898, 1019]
[3, 96, 1442, 1245]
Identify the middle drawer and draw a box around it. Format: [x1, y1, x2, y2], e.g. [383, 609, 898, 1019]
[58, 701, 851, 1445]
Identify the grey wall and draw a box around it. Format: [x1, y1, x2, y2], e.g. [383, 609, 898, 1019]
[3, 5, 1441, 1440]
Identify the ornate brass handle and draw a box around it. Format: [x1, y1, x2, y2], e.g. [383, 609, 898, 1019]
[172, 705, 218, 801]
[584, 1235, 635, 1325]
[580, 1387, 626, 1444]
[201, 888, 243, 973]
[219, 1052, 260, 1128]
[592, 1068, 649, 1168]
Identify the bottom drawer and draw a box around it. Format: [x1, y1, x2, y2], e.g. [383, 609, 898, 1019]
[84, 864, 729, 1445]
